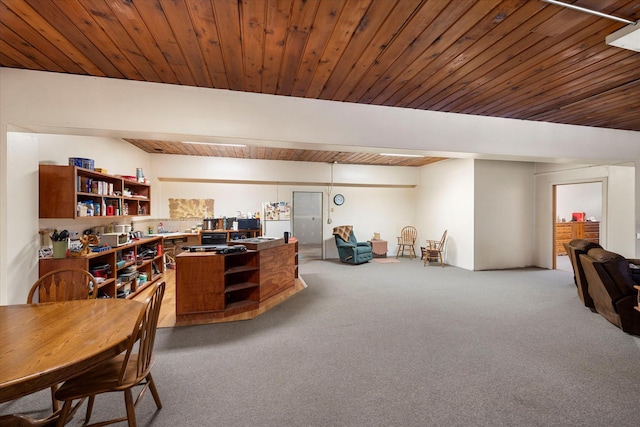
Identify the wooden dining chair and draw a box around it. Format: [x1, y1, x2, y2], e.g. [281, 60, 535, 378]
[27, 268, 99, 412]
[27, 268, 98, 303]
[54, 281, 166, 427]
[396, 226, 417, 259]
[424, 230, 447, 267]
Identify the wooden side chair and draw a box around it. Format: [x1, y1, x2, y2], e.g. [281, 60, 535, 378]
[54, 281, 166, 427]
[396, 226, 417, 259]
[28, 268, 98, 303]
[424, 230, 447, 267]
[27, 268, 99, 412]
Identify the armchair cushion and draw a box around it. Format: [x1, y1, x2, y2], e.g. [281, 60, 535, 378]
[587, 248, 635, 298]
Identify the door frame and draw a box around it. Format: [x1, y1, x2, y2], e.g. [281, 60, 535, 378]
[552, 179, 607, 269]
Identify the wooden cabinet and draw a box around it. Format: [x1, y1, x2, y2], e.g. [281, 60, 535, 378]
[175, 242, 297, 321]
[176, 250, 260, 317]
[39, 165, 151, 218]
[555, 221, 600, 255]
[122, 178, 151, 216]
[39, 236, 164, 299]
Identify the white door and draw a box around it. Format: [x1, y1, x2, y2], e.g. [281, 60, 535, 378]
[292, 192, 323, 259]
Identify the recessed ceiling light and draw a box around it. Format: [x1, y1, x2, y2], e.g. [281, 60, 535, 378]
[182, 141, 247, 147]
[379, 153, 424, 158]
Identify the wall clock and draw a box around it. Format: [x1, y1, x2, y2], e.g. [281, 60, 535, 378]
[333, 194, 345, 206]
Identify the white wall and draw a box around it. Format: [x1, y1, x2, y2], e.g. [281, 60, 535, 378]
[156, 164, 416, 259]
[534, 164, 635, 267]
[474, 160, 534, 270]
[7, 133, 39, 304]
[556, 182, 602, 222]
[607, 166, 636, 257]
[416, 159, 475, 270]
[39, 134, 152, 177]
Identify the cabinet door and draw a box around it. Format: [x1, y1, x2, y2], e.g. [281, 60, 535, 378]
[259, 245, 295, 301]
[39, 165, 77, 218]
[176, 254, 225, 315]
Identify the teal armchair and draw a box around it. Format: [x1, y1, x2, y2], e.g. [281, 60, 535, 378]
[334, 228, 373, 265]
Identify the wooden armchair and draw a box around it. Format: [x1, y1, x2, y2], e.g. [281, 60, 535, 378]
[424, 230, 447, 267]
[396, 226, 417, 259]
[55, 281, 166, 427]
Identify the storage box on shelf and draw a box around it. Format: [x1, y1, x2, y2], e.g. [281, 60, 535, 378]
[39, 165, 151, 218]
[39, 236, 164, 299]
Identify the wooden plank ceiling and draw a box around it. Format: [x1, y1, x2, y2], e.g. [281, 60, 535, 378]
[1, 0, 639, 167]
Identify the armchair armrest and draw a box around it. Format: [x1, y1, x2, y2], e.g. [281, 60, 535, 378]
[336, 240, 355, 248]
[425, 239, 440, 249]
[356, 241, 371, 247]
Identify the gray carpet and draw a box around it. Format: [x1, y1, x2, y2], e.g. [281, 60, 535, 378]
[3, 259, 640, 426]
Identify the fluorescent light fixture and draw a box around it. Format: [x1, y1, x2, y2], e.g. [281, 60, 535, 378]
[182, 141, 247, 147]
[379, 153, 425, 158]
[541, 0, 635, 25]
[606, 21, 640, 53]
[541, 0, 639, 53]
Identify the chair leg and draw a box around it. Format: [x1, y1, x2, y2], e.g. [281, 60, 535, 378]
[124, 389, 137, 427]
[85, 395, 96, 424]
[146, 373, 163, 409]
[51, 385, 59, 412]
[56, 400, 73, 427]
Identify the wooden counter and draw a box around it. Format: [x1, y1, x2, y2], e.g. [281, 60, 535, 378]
[175, 241, 298, 323]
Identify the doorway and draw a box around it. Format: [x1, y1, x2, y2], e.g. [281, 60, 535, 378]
[292, 192, 323, 260]
[553, 181, 603, 271]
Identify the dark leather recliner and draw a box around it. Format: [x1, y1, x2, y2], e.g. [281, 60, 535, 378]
[579, 247, 640, 336]
[563, 239, 602, 308]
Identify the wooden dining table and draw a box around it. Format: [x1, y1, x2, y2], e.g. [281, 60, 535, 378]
[0, 298, 145, 405]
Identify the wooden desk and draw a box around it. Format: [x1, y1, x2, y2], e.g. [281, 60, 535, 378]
[0, 299, 145, 404]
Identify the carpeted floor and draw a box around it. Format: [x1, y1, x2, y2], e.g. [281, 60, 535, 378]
[3, 258, 639, 426]
[372, 258, 400, 263]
